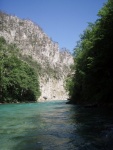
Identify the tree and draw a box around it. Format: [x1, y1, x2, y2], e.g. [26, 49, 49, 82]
[69, 0, 113, 105]
[0, 37, 41, 103]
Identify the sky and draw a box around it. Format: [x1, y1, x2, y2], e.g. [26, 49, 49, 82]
[0, 0, 108, 53]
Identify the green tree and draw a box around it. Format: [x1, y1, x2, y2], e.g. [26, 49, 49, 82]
[64, 76, 74, 98]
[69, 0, 113, 105]
[0, 37, 41, 103]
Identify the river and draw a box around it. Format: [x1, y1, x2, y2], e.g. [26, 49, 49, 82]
[0, 100, 113, 150]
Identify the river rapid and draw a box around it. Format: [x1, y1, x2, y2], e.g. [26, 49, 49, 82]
[0, 100, 113, 150]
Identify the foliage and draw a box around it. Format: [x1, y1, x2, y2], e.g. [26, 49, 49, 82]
[20, 55, 62, 79]
[69, 0, 113, 104]
[0, 37, 41, 103]
[64, 76, 74, 98]
[64, 64, 75, 98]
[20, 55, 42, 74]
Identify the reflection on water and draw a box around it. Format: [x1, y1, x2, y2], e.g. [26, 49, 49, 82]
[0, 101, 113, 150]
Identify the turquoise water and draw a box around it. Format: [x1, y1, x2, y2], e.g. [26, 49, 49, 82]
[0, 100, 113, 150]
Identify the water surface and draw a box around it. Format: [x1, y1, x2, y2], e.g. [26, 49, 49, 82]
[0, 100, 113, 150]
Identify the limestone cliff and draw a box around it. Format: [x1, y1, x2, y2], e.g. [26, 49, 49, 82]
[0, 11, 74, 101]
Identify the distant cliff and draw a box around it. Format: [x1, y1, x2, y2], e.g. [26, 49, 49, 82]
[0, 11, 74, 101]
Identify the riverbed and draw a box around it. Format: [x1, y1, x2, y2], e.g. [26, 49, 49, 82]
[0, 100, 113, 150]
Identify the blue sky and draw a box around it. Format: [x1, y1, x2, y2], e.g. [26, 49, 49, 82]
[0, 0, 108, 53]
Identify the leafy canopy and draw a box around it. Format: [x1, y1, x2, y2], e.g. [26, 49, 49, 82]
[68, 0, 113, 105]
[0, 37, 41, 103]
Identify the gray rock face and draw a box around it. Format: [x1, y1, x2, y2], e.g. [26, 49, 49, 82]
[0, 12, 74, 101]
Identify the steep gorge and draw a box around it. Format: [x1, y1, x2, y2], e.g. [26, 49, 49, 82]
[0, 12, 74, 101]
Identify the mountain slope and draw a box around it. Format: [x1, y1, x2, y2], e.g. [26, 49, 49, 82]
[0, 11, 73, 101]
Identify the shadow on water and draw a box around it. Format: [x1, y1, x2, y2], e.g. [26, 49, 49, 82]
[4, 102, 113, 150]
[69, 106, 113, 150]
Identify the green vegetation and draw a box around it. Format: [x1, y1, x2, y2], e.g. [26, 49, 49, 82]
[64, 76, 74, 98]
[68, 0, 113, 105]
[20, 55, 42, 75]
[0, 37, 41, 103]
[21, 55, 62, 79]
[64, 64, 75, 98]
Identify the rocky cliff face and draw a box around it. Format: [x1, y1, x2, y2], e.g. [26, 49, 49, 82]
[0, 12, 74, 101]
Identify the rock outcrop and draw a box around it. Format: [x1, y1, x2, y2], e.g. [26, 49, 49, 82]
[0, 11, 74, 101]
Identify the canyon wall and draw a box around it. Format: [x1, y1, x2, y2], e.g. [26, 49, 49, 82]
[0, 12, 74, 101]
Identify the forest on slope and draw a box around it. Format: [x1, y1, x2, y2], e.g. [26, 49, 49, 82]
[0, 37, 41, 103]
[66, 0, 113, 105]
